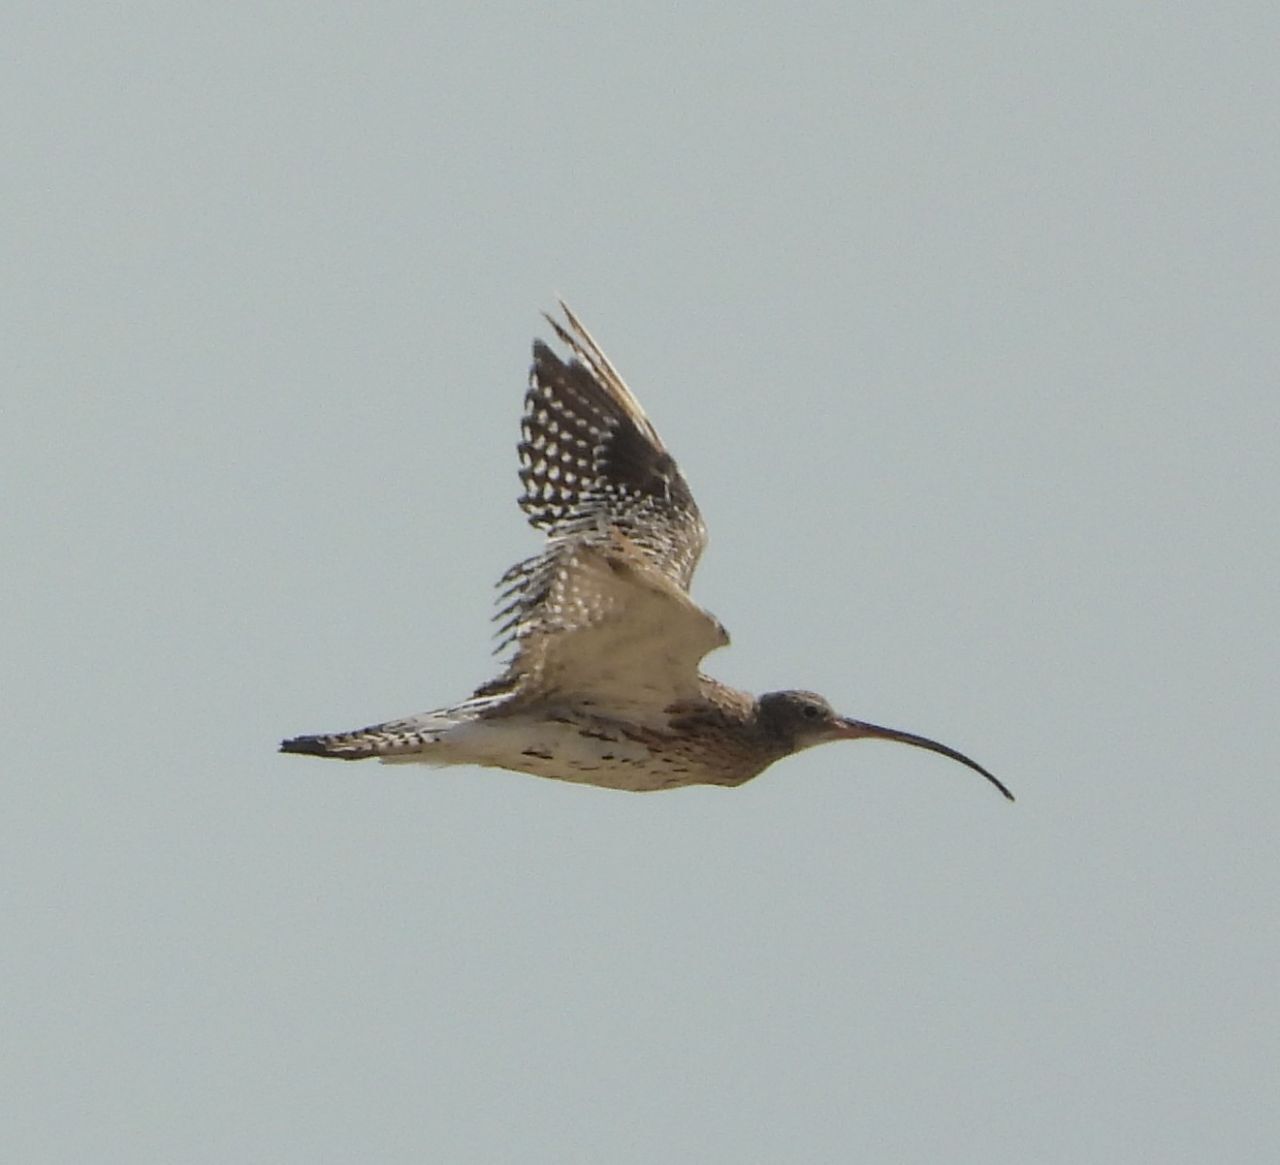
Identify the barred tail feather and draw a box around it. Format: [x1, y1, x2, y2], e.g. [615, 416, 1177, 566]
[279, 724, 442, 761]
[280, 694, 510, 764]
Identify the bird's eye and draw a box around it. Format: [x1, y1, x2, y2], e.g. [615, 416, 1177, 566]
[801, 703, 822, 720]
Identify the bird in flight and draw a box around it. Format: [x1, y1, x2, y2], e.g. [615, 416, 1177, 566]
[281, 304, 1012, 800]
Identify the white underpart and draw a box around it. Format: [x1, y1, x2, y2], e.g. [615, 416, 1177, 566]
[379, 714, 678, 791]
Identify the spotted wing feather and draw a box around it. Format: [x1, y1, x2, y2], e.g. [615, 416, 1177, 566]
[494, 303, 709, 652]
[487, 305, 723, 715]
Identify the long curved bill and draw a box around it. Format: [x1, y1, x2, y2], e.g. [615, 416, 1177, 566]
[832, 718, 1014, 801]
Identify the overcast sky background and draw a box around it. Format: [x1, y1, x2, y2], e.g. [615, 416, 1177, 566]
[6, 4, 1277, 1162]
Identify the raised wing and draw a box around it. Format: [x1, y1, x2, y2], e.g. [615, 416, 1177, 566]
[488, 304, 724, 718]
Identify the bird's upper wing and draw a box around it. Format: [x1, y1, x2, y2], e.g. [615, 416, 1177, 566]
[488, 304, 725, 719]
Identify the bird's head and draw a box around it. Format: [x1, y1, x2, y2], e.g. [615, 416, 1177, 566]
[756, 689, 1013, 801]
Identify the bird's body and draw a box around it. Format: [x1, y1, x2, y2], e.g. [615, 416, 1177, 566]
[284, 679, 787, 792]
[282, 304, 1013, 801]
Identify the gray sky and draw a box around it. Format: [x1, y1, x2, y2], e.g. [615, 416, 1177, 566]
[6, 4, 1277, 1162]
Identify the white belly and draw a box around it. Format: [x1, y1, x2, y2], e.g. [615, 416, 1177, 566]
[385, 713, 711, 792]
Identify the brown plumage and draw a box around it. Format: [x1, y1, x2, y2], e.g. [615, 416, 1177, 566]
[281, 303, 1013, 801]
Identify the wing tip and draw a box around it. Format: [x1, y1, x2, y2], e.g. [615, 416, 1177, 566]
[530, 337, 561, 369]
